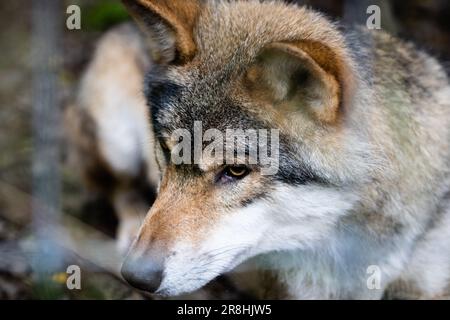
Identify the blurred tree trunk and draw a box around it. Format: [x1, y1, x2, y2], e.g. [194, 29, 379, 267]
[31, 0, 64, 293]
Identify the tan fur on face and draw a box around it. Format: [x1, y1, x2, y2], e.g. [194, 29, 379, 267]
[133, 161, 270, 253]
[136, 165, 218, 251]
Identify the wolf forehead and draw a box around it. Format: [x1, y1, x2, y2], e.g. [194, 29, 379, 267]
[144, 66, 271, 137]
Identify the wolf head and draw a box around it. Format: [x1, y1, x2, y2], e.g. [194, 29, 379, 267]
[121, 0, 375, 296]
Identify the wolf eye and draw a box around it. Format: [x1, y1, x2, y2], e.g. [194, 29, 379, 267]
[227, 166, 248, 177]
[218, 165, 250, 183]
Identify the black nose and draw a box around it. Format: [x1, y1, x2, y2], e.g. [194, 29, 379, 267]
[121, 254, 164, 293]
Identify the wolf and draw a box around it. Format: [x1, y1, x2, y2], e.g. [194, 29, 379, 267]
[65, 23, 159, 253]
[118, 0, 450, 299]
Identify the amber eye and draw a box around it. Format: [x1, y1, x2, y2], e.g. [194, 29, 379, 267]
[222, 165, 250, 180]
[227, 166, 248, 177]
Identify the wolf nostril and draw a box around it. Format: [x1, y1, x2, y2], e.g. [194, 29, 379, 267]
[121, 255, 164, 293]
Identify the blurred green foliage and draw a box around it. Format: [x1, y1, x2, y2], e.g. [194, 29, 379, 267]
[82, 0, 130, 31]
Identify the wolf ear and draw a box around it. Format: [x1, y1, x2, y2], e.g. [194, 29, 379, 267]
[246, 41, 353, 124]
[122, 0, 201, 64]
